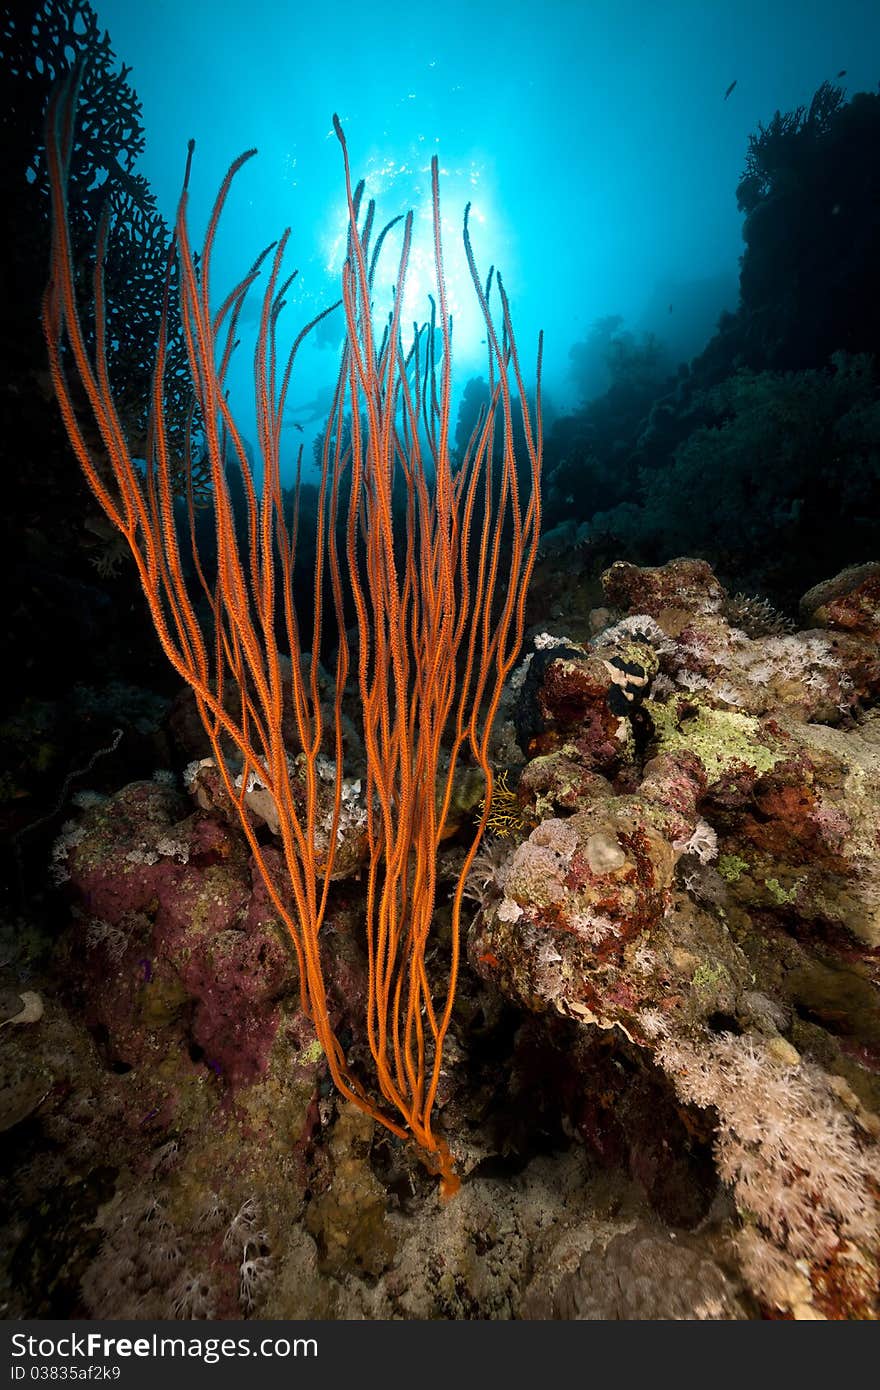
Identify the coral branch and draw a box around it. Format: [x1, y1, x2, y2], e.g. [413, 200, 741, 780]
[44, 77, 542, 1194]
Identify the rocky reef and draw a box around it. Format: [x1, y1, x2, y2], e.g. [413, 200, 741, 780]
[469, 555, 880, 1317]
[2, 556, 879, 1320]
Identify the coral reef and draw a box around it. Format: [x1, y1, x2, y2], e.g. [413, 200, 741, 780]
[3, 558, 879, 1321]
[3, 3, 879, 1322]
[465, 556, 880, 1317]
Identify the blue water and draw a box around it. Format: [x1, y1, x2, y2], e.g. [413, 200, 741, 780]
[93, 0, 880, 481]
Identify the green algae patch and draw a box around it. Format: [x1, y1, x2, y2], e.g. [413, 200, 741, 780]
[646, 698, 785, 785]
[765, 876, 799, 905]
[717, 853, 750, 883]
[691, 961, 731, 992]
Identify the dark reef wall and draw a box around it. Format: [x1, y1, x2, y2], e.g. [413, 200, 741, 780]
[538, 81, 880, 607]
[0, 3, 190, 872]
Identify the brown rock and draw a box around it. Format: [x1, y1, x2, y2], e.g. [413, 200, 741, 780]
[799, 563, 880, 640]
[601, 558, 727, 619]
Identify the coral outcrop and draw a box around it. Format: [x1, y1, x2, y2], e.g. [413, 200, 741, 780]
[4, 558, 878, 1321]
[468, 556, 880, 1317]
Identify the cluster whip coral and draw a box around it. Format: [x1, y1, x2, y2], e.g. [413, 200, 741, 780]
[42, 60, 542, 1193]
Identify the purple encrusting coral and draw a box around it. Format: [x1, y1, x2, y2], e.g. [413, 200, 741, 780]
[57, 781, 291, 1086]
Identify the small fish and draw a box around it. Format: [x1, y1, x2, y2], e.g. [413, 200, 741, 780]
[836, 69, 846, 78]
[724, 79, 737, 100]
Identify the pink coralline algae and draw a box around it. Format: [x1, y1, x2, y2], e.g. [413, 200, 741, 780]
[58, 780, 292, 1086]
[529, 651, 635, 770]
[470, 758, 683, 1027]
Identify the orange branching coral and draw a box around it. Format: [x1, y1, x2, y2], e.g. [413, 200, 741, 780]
[43, 62, 542, 1194]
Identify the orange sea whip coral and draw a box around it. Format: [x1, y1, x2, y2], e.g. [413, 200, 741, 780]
[43, 64, 542, 1195]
